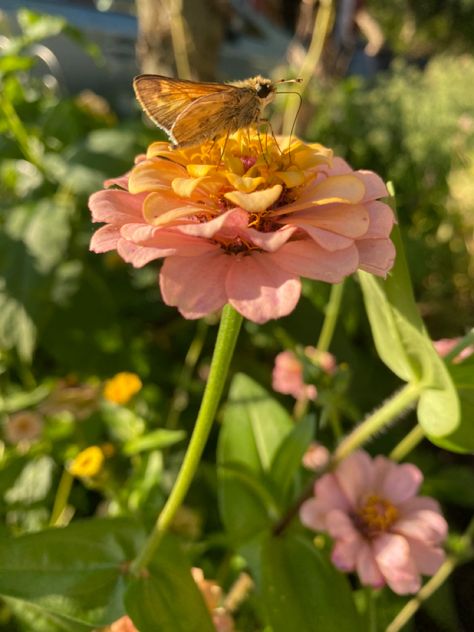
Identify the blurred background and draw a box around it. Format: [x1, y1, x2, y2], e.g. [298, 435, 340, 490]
[0, 1, 473, 630]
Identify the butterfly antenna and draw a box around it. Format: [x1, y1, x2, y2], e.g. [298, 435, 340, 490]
[276, 90, 303, 164]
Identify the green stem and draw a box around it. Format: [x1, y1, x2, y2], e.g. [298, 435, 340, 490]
[130, 305, 243, 573]
[317, 281, 345, 352]
[443, 327, 474, 363]
[333, 382, 422, 465]
[0, 95, 44, 173]
[366, 588, 377, 632]
[169, 0, 192, 80]
[49, 469, 74, 526]
[166, 318, 209, 429]
[389, 424, 425, 461]
[282, 0, 334, 136]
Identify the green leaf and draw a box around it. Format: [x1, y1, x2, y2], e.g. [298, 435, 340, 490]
[261, 535, 362, 632]
[5, 456, 54, 506]
[4, 595, 93, 632]
[123, 429, 186, 455]
[359, 215, 459, 437]
[269, 415, 315, 501]
[0, 518, 145, 627]
[217, 374, 293, 542]
[0, 383, 50, 414]
[17, 9, 67, 42]
[124, 536, 214, 632]
[427, 358, 474, 452]
[424, 465, 474, 507]
[0, 200, 73, 360]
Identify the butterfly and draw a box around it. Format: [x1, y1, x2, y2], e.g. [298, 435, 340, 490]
[133, 74, 301, 148]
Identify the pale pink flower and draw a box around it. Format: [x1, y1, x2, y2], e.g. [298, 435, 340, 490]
[108, 616, 138, 632]
[272, 349, 317, 400]
[306, 348, 337, 375]
[4, 411, 43, 444]
[433, 337, 474, 363]
[89, 131, 395, 323]
[302, 442, 330, 471]
[192, 568, 236, 631]
[300, 450, 447, 595]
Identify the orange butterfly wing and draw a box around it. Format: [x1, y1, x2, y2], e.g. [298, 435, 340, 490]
[133, 75, 232, 139]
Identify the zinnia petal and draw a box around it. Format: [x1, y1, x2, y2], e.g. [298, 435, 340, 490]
[356, 543, 386, 588]
[90, 225, 122, 253]
[331, 537, 364, 572]
[394, 509, 448, 544]
[334, 450, 374, 507]
[224, 184, 283, 213]
[381, 462, 423, 504]
[356, 238, 396, 277]
[226, 253, 301, 323]
[406, 538, 445, 575]
[160, 251, 230, 318]
[277, 241, 359, 283]
[373, 533, 421, 595]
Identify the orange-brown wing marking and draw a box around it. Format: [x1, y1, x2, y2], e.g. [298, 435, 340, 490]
[171, 90, 244, 146]
[133, 75, 230, 135]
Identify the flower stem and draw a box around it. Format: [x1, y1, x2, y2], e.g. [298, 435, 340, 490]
[333, 382, 422, 465]
[166, 318, 209, 429]
[317, 281, 345, 352]
[282, 0, 334, 135]
[443, 327, 474, 363]
[389, 424, 425, 461]
[130, 305, 243, 574]
[49, 469, 74, 526]
[0, 95, 44, 174]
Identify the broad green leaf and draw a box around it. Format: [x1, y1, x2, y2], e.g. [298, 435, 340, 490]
[0, 518, 145, 627]
[5, 456, 54, 505]
[220, 373, 293, 472]
[4, 595, 93, 632]
[427, 358, 474, 452]
[0, 200, 73, 360]
[125, 536, 214, 632]
[217, 374, 293, 542]
[123, 429, 186, 455]
[270, 415, 315, 501]
[359, 218, 459, 437]
[261, 535, 362, 632]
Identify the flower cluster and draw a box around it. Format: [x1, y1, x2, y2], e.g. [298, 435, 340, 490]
[89, 132, 395, 323]
[300, 451, 447, 594]
[272, 346, 336, 401]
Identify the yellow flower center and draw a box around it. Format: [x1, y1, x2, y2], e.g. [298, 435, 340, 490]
[354, 494, 399, 538]
[129, 130, 334, 250]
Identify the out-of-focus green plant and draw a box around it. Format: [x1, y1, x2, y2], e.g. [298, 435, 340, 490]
[306, 55, 474, 333]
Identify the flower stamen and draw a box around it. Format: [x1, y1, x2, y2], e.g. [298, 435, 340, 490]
[354, 494, 399, 538]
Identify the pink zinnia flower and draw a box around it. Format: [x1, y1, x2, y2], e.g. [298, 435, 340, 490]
[89, 131, 395, 323]
[300, 451, 447, 595]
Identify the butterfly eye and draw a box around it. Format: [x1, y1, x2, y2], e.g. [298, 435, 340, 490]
[256, 84, 272, 98]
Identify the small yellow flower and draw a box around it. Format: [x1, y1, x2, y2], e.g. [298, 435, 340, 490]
[103, 372, 142, 405]
[69, 446, 104, 478]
